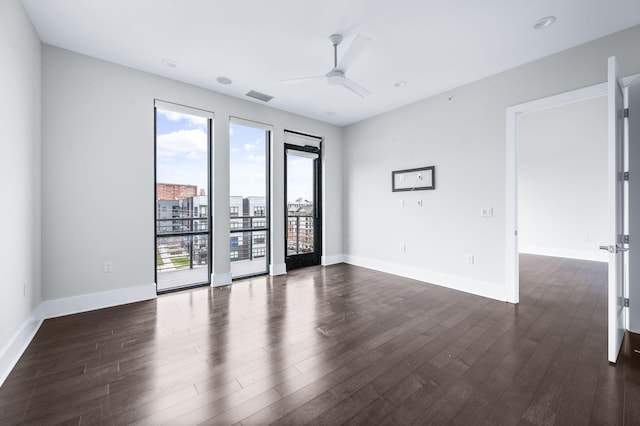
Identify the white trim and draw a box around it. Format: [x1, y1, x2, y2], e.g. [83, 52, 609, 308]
[43, 284, 156, 319]
[519, 246, 608, 262]
[0, 306, 43, 387]
[506, 82, 608, 305]
[344, 255, 508, 302]
[321, 254, 346, 266]
[229, 116, 273, 131]
[269, 263, 287, 276]
[283, 130, 322, 148]
[211, 272, 232, 287]
[154, 99, 214, 119]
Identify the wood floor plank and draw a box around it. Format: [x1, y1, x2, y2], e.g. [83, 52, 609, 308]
[1, 256, 639, 425]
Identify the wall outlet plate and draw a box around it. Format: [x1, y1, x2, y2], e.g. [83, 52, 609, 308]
[480, 207, 493, 217]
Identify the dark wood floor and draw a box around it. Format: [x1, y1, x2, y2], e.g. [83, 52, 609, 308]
[1, 255, 640, 425]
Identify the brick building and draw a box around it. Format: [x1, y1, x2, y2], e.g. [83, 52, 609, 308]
[156, 183, 197, 201]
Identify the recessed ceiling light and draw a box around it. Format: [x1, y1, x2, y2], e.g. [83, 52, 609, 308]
[216, 76, 233, 85]
[533, 16, 556, 30]
[162, 59, 178, 68]
[394, 80, 407, 88]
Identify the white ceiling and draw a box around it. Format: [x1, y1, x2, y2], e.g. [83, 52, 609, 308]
[21, 0, 640, 126]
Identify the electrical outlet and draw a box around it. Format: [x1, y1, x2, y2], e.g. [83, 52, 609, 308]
[480, 207, 493, 217]
[400, 199, 404, 208]
[401, 243, 406, 253]
[103, 261, 113, 273]
[466, 254, 474, 264]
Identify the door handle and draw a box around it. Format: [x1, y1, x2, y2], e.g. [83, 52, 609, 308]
[599, 245, 629, 253]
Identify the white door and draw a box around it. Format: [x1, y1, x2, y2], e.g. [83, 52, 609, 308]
[628, 75, 640, 333]
[605, 56, 626, 363]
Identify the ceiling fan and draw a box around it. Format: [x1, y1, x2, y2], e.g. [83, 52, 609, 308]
[281, 34, 371, 97]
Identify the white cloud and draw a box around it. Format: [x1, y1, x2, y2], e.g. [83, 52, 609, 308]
[157, 129, 207, 160]
[248, 154, 265, 162]
[243, 143, 256, 151]
[157, 110, 207, 128]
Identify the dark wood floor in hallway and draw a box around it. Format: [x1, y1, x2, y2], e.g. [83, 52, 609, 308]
[1, 255, 640, 425]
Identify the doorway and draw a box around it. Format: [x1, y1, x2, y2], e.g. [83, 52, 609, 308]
[517, 96, 608, 262]
[505, 84, 608, 304]
[284, 132, 322, 270]
[154, 101, 213, 292]
[506, 63, 640, 363]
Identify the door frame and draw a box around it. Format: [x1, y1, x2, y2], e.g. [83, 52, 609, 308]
[505, 83, 607, 304]
[506, 74, 639, 360]
[284, 142, 322, 270]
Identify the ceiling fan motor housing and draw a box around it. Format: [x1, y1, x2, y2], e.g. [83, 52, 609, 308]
[326, 69, 345, 85]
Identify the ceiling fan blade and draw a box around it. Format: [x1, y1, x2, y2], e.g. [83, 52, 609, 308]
[341, 77, 370, 98]
[279, 75, 325, 84]
[336, 34, 370, 72]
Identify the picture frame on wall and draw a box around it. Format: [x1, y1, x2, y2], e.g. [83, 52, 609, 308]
[392, 166, 435, 192]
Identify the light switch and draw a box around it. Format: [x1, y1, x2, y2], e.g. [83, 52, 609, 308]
[417, 200, 423, 207]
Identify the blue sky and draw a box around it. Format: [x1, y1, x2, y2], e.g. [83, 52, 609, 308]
[156, 109, 313, 202]
[229, 123, 266, 198]
[156, 110, 209, 193]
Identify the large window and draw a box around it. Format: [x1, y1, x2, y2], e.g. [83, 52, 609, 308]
[229, 118, 270, 278]
[154, 101, 213, 292]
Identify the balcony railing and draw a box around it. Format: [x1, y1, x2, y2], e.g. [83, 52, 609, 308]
[287, 215, 314, 255]
[156, 216, 208, 235]
[156, 217, 209, 290]
[230, 215, 268, 277]
[156, 217, 209, 270]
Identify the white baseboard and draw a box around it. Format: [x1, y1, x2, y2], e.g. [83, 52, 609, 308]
[0, 306, 44, 387]
[212, 272, 232, 287]
[42, 284, 157, 319]
[519, 246, 607, 262]
[321, 254, 345, 266]
[269, 263, 287, 276]
[344, 255, 509, 302]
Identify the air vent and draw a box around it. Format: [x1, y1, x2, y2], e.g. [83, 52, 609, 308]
[246, 90, 274, 103]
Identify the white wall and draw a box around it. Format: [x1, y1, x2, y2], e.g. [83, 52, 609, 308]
[517, 96, 608, 261]
[41, 46, 343, 301]
[0, 0, 42, 382]
[343, 25, 640, 301]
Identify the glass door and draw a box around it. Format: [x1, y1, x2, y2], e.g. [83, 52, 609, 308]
[285, 143, 321, 269]
[154, 101, 212, 292]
